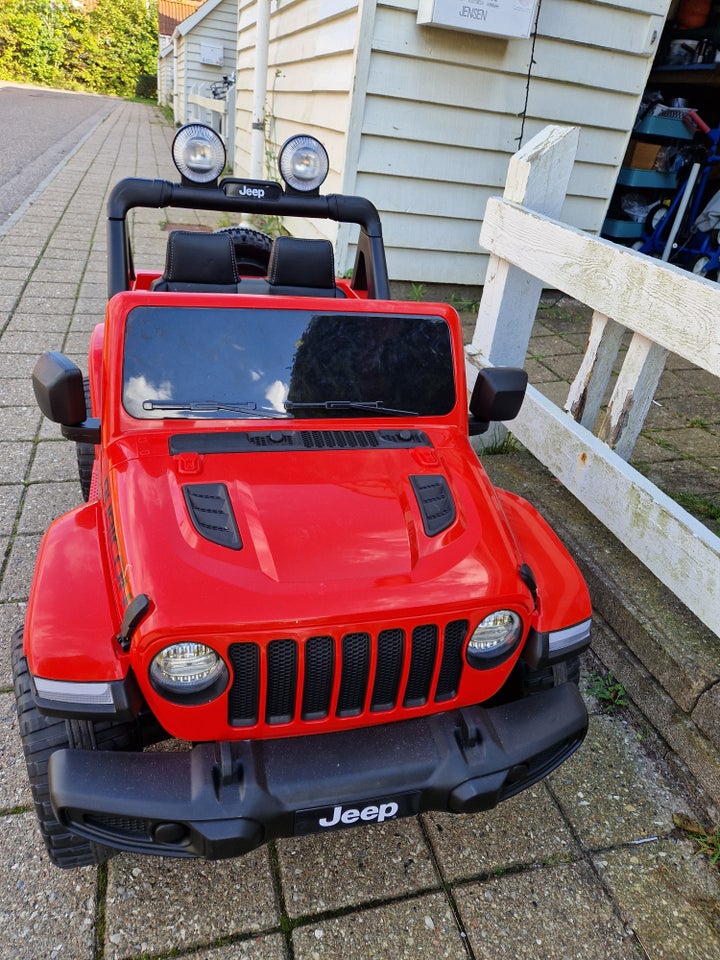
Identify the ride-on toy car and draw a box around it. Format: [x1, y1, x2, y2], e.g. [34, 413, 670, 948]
[13, 125, 592, 868]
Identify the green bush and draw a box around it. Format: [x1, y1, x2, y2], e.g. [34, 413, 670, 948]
[0, 0, 158, 97]
[135, 72, 158, 100]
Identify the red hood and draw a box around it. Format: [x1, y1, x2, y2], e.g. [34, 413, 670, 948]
[108, 441, 531, 637]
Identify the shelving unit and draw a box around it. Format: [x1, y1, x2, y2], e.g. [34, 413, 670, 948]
[601, 114, 695, 242]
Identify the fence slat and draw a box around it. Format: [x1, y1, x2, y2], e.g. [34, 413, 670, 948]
[473, 125, 578, 369]
[566, 311, 624, 429]
[598, 334, 668, 457]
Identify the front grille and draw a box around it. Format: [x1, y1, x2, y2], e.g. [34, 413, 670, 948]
[84, 815, 151, 839]
[228, 620, 468, 728]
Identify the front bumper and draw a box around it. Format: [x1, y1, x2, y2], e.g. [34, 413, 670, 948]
[49, 683, 587, 860]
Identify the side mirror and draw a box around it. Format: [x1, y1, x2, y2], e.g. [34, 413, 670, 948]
[468, 366, 528, 436]
[32, 352, 100, 444]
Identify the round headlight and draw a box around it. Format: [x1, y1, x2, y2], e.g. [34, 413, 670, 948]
[278, 135, 329, 192]
[150, 642, 225, 694]
[172, 124, 226, 183]
[466, 610, 522, 666]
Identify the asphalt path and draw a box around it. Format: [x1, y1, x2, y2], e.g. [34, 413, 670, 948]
[0, 83, 115, 230]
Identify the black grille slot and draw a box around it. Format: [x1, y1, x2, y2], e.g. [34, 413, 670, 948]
[404, 625, 438, 707]
[337, 632, 370, 716]
[183, 483, 242, 549]
[85, 815, 151, 838]
[228, 643, 260, 726]
[410, 475, 456, 536]
[300, 430, 380, 450]
[435, 620, 468, 702]
[266, 639, 297, 724]
[371, 629, 404, 711]
[302, 635, 334, 719]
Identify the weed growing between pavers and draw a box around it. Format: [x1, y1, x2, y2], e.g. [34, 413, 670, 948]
[587, 672, 629, 714]
[673, 813, 720, 871]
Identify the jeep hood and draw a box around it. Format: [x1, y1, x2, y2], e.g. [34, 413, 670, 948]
[109, 445, 528, 630]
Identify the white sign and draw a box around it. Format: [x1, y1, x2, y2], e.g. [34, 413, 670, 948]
[201, 43, 224, 66]
[417, 0, 539, 39]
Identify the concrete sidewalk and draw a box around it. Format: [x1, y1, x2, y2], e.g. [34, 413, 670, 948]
[0, 99, 718, 960]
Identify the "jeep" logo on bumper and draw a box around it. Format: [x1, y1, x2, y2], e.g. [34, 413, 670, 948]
[294, 792, 420, 836]
[318, 802, 399, 828]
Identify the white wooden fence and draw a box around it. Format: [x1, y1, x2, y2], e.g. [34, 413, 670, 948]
[466, 125, 720, 638]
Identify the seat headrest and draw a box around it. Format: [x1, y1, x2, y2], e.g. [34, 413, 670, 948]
[153, 230, 239, 292]
[267, 237, 337, 296]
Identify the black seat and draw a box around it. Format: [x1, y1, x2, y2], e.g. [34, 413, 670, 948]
[266, 237, 340, 297]
[151, 230, 240, 292]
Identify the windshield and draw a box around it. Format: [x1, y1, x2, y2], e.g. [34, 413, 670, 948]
[122, 306, 456, 420]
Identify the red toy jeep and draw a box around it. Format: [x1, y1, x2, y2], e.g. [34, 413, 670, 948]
[12, 126, 591, 868]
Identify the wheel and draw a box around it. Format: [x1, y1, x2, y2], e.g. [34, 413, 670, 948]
[76, 377, 95, 502]
[690, 255, 719, 282]
[214, 226, 273, 276]
[644, 201, 669, 234]
[11, 626, 142, 868]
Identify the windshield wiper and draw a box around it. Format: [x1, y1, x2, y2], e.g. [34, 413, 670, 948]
[141, 399, 274, 417]
[284, 400, 419, 416]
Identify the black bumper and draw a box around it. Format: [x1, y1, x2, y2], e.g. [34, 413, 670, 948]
[49, 683, 587, 860]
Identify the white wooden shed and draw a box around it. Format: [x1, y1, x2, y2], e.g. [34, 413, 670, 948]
[171, 0, 238, 127]
[232, 0, 671, 284]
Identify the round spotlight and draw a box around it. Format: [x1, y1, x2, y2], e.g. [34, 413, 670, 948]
[172, 124, 226, 184]
[278, 135, 329, 192]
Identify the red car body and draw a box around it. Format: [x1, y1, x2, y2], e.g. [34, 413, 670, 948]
[14, 127, 592, 868]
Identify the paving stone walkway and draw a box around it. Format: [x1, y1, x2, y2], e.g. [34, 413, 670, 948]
[0, 97, 718, 960]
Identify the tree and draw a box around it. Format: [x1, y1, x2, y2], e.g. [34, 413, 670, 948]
[79, 0, 158, 97]
[0, 0, 158, 97]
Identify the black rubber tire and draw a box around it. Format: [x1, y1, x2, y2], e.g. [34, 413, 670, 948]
[214, 226, 273, 276]
[11, 626, 141, 869]
[76, 377, 95, 502]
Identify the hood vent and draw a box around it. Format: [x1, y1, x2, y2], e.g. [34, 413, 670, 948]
[183, 483, 242, 550]
[410, 475, 456, 536]
[170, 429, 431, 455]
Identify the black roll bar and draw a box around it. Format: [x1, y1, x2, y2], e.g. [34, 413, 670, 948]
[106, 178, 390, 300]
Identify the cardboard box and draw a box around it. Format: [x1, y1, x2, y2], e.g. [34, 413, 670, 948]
[625, 140, 662, 170]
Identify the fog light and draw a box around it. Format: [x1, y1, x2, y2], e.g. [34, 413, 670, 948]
[172, 124, 226, 183]
[466, 610, 522, 667]
[150, 642, 225, 694]
[278, 135, 329, 192]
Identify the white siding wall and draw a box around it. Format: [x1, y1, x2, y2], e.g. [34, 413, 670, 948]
[157, 41, 174, 108]
[234, 0, 360, 242]
[177, 0, 238, 126]
[345, 0, 671, 284]
[234, 0, 671, 283]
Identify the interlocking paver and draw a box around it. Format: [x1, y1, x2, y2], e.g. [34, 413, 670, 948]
[424, 783, 579, 883]
[104, 848, 280, 960]
[276, 819, 438, 918]
[454, 861, 636, 960]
